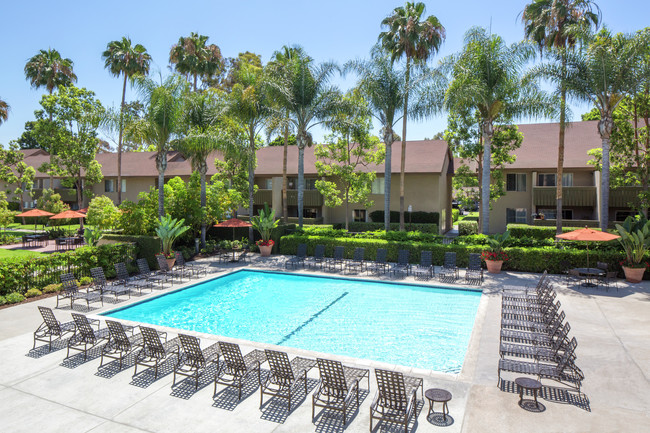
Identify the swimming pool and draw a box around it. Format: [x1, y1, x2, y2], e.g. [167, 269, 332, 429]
[103, 270, 482, 372]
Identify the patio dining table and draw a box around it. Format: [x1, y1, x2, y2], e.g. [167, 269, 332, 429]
[573, 267, 605, 287]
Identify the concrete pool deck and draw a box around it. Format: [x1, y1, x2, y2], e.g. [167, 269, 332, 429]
[0, 256, 648, 433]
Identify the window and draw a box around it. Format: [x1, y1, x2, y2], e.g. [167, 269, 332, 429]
[353, 209, 367, 222]
[537, 209, 573, 220]
[121, 179, 127, 193]
[616, 211, 636, 221]
[371, 177, 385, 194]
[304, 178, 317, 190]
[537, 173, 573, 187]
[264, 179, 273, 189]
[506, 174, 526, 192]
[303, 208, 318, 218]
[506, 208, 527, 224]
[562, 173, 573, 187]
[105, 179, 115, 193]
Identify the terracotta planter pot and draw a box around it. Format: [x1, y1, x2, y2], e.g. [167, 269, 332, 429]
[622, 266, 645, 283]
[486, 260, 503, 274]
[259, 244, 272, 257]
[166, 257, 176, 269]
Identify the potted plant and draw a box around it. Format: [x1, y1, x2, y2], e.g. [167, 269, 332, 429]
[615, 216, 650, 283]
[482, 230, 510, 274]
[251, 204, 279, 257]
[155, 215, 189, 268]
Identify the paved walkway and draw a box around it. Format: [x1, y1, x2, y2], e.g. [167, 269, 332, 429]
[0, 256, 648, 433]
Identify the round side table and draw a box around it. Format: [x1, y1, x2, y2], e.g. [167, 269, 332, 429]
[425, 388, 452, 421]
[515, 377, 542, 408]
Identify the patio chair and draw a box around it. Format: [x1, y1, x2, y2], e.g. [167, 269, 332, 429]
[286, 243, 307, 269]
[90, 267, 130, 302]
[501, 310, 566, 333]
[57, 273, 103, 309]
[366, 248, 389, 275]
[66, 313, 110, 360]
[214, 341, 267, 400]
[370, 369, 422, 433]
[465, 253, 484, 284]
[502, 300, 561, 322]
[312, 358, 370, 425]
[502, 286, 556, 309]
[597, 271, 618, 292]
[566, 268, 583, 287]
[100, 320, 142, 370]
[238, 245, 251, 263]
[326, 246, 346, 272]
[438, 252, 459, 281]
[173, 252, 203, 279]
[500, 330, 576, 362]
[260, 349, 317, 411]
[176, 251, 211, 275]
[500, 321, 571, 349]
[346, 247, 366, 273]
[114, 262, 152, 295]
[33, 306, 77, 351]
[136, 258, 172, 288]
[134, 326, 180, 379]
[156, 254, 184, 283]
[172, 334, 221, 390]
[412, 251, 434, 281]
[390, 250, 411, 277]
[307, 244, 326, 270]
[596, 261, 609, 272]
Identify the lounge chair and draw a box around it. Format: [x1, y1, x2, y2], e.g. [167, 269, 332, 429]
[114, 262, 152, 295]
[370, 369, 422, 433]
[33, 306, 77, 351]
[134, 326, 180, 379]
[501, 310, 566, 333]
[90, 267, 131, 302]
[214, 341, 267, 400]
[390, 250, 411, 277]
[502, 300, 561, 322]
[465, 253, 484, 284]
[57, 273, 103, 309]
[500, 335, 577, 363]
[260, 349, 317, 411]
[175, 251, 210, 276]
[500, 320, 571, 349]
[136, 258, 172, 288]
[346, 247, 366, 273]
[100, 320, 142, 370]
[66, 313, 110, 360]
[286, 243, 307, 269]
[312, 358, 369, 425]
[412, 251, 434, 280]
[172, 252, 201, 279]
[307, 244, 326, 270]
[366, 248, 389, 275]
[172, 334, 221, 390]
[438, 252, 459, 281]
[156, 254, 184, 283]
[326, 246, 346, 272]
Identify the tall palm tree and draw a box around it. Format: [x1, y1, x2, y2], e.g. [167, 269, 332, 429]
[0, 98, 9, 126]
[346, 48, 405, 231]
[522, 0, 600, 234]
[564, 29, 637, 230]
[444, 27, 550, 234]
[169, 32, 223, 92]
[102, 37, 152, 205]
[379, 1, 445, 230]
[132, 75, 187, 217]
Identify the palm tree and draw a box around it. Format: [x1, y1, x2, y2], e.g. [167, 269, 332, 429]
[102, 37, 152, 205]
[132, 75, 187, 217]
[0, 98, 9, 125]
[563, 29, 637, 230]
[444, 27, 550, 234]
[522, 0, 600, 234]
[346, 48, 405, 231]
[379, 1, 445, 230]
[169, 32, 223, 92]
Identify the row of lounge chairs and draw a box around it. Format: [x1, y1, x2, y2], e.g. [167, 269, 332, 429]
[286, 244, 485, 285]
[497, 271, 585, 394]
[33, 306, 425, 431]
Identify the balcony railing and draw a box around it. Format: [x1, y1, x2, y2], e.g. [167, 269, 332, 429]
[287, 190, 323, 207]
[253, 189, 273, 206]
[609, 186, 644, 208]
[533, 186, 596, 207]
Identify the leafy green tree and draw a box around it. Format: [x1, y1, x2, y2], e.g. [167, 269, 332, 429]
[15, 121, 46, 149]
[0, 142, 36, 220]
[102, 37, 152, 204]
[0, 192, 14, 230]
[379, 1, 445, 230]
[522, 0, 600, 233]
[86, 195, 120, 230]
[117, 192, 158, 235]
[215, 51, 263, 91]
[170, 33, 224, 91]
[268, 134, 297, 146]
[0, 98, 9, 125]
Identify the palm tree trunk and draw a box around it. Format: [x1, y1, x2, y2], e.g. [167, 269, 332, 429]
[399, 57, 411, 232]
[48, 88, 54, 189]
[282, 123, 289, 224]
[556, 85, 567, 235]
[193, 74, 198, 92]
[345, 188, 349, 231]
[384, 139, 393, 232]
[200, 169, 207, 248]
[157, 170, 165, 218]
[599, 115, 613, 231]
[117, 73, 127, 205]
[481, 121, 493, 235]
[297, 143, 305, 228]
[248, 133, 255, 243]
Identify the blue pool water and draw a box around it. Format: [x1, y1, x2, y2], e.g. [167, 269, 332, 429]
[103, 270, 481, 372]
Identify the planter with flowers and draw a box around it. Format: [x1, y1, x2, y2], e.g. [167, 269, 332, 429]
[155, 215, 190, 269]
[482, 230, 510, 274]
[615, 216, 650, 283]
[251, 204, 279, 257]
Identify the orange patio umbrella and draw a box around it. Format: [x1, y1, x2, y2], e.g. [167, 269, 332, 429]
[50, 210, 87, 234]
[214, 218, 252, 241]
[556, 226, 620, 269]
[15, 208, 54, 231]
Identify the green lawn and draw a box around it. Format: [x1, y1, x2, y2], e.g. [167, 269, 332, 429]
[458, 211, 479, 221]
[7, 223, 93, 232]
[0, 249, 44, 259]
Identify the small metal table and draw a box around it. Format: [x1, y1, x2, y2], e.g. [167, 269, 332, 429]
[515, 377, 542, 408]
[574, 267, 605, 287]
[425, 388, 452, 421]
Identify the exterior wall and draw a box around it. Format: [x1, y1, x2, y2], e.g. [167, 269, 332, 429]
[489, 171, 533, 234]
[92, 177, 158, 204]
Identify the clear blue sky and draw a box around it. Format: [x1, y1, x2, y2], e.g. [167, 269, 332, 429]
[1, 0, 647, 147]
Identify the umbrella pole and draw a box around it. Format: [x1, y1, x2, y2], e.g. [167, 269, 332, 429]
[587, 241, 590, 270]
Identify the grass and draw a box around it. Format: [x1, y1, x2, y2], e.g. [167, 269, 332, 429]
[458, 211, 479, 222]
[6, 223, 94, 232]
[0, 249, 44, 259]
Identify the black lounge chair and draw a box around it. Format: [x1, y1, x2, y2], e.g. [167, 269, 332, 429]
[346, 247, 366, 273]
[175, 251, 210, 276]
[438, 252, 459, 281]
[500, 321, 571, 348]
[326, 246, 346, 272]
[500, 335, 577, 363]
[370, 369, 422, 433]
[465, 253, 484, 284]
[312, 358, 369, 425]
[498, 348, 584, 393]
[172, 252, 201, 279]
[366, 248, 389, 275]
[100, 320, 142, 370]
[307, 244, 326, 269]
[66, 313, 110, 360]
[134, 326, 179, 379]
[173, 334, 221, 390]
[214, 341, 267, 400]
[90, 267, 130, 302]
[502, 300, 561, 322]
[136, 258, 171, 288]
[115, 262, 152, 294]
[502, 285, 556, 308]
[33, 306, 77, 351]
[260, 349, 316, 411]
[412, 251, 434, 280]
[390, 249, 411, 277]
[286, 243, 307, 269]
[156, 254, 184, 283]
[501, 310, 566, 334]
[57, 273, 103, 309]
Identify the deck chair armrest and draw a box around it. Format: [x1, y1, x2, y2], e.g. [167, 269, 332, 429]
[157, 330, 168, 342]
[87, 318, 101, 329]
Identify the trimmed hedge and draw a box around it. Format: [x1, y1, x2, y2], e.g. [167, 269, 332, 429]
[507, 224, 617, 240]
[332, 222, 438, 233]
[100, 234, 160, 268]
[369, 210, 439, 225]
[458, 221, 478, 236]
[452, 209, 460, 223]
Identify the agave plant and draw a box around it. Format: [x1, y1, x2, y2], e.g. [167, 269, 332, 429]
[155, 215, 190, 257]
[616, 216, 650, 268]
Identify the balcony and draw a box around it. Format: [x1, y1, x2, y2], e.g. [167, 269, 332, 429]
[287, 190, 323, 207]
[32, 188, 78, 202]
[609, 186, 643, 208]
[533, 186, 597, 207]
[253, 189, 273, 206]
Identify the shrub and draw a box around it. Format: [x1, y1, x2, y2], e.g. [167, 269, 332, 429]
[452, 209, 460, 223]
[25, 288, 42, 298]
[100, 234, 161, 269]
[369, 210, 439, 225]
[458, 221, 478, 236]
[507, 224, 598, 240]
[79, 276, 94, 286]
[6, 292, 25, 304]
[42, 283, 62, 293]
[0, 295, 6, 305]
[86, 195, 120, 230]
